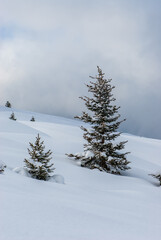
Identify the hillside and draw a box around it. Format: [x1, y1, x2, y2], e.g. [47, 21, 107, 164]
[0, 106, 161, 240]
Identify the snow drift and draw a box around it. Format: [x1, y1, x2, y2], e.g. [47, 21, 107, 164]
[0, 106, 161, 240]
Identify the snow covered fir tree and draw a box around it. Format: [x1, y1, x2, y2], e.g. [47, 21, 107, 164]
[0, 161, 6, 173]
[5, 100, 11, 108]
[67, 66, 130, 175]
[30, 116, 35, 122]
[9, 112, 16, 121]
[24, 134, 55, 180]
[150, 173, 161, 186]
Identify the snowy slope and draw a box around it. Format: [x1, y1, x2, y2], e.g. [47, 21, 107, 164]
[0, 106, 161, 240]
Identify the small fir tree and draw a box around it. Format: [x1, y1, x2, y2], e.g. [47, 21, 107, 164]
[5, 101, 11, 108]
[150, 173, 161, 186]
[30, 116, 35, 122]
[67, 66, 130, 175]
[0, 162, 6, 173]
[9, 112, 17, 121]
[24, 134, 55, 180]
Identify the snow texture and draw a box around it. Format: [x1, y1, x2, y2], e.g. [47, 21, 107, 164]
[0, 106, 161, 240]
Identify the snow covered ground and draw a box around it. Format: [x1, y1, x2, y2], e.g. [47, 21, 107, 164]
[0, 106, 161, 240]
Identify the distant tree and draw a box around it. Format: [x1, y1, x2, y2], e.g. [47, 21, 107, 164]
[67, 66, 130, 175]
[30, 116, 35, 122]
[5, 101, 11, 108]
[0, 162, 6, 173]
[150, 173, 161, 186]
[24, 134, 55, 181]
[9, 112, 17, 121]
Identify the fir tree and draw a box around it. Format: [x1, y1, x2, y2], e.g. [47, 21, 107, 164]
[0, 162, 6, 173]
[67, 66, 130, 175]
[30, 116, 35, 122]
[24, 134, 55, 180]
[9, 112, 17, 121]
[5, 101, 11, 108]
[150, 173, 161, 186]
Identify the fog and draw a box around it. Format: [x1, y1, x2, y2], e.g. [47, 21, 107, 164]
[0, 0, 161, 138]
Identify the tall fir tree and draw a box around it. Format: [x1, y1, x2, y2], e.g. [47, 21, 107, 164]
[67, 66, 130, 175]
[24, 134, 55, 180]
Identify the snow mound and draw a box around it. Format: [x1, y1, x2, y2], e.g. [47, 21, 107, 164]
[13, 167, 30, 177]
[13, 167, 65, 184]
[49, 174, 65, 184]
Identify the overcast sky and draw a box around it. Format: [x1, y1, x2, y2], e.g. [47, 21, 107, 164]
[0, 0, 161, 139]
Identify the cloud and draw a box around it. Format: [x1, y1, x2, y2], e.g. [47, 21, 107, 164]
[0, 0, 161, 138]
